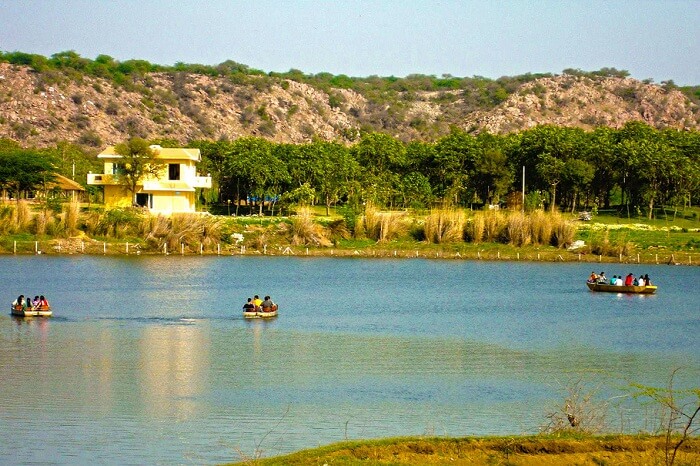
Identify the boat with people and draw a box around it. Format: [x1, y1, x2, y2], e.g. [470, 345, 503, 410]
[10, 294, 53, 317]
[243, 304, 279, 319]
[11, 305, 53, 317]
[586, 272, 656, 294]
[586, 282, 657, 294]
[243, 295, 278, 318]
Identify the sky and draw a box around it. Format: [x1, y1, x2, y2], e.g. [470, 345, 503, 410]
[1, 0, 698, 85]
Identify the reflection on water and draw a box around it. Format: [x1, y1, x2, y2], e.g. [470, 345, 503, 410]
[0, 256, 698, 464]
[140, 324, 210, 420]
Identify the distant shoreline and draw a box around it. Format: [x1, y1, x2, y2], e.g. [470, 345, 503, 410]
[2, 238, 697, 266]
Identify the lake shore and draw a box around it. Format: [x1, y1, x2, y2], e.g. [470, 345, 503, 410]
[2, 235, 698, 266]
[228, 434, 700, 465]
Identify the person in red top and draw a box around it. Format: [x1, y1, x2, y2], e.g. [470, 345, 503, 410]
[624, 273, 634, 286]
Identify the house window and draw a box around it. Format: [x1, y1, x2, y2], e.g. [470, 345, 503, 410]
[168, 164, 181, 181]
[112, 163, 125, 175]
[135, 193, 151, 208]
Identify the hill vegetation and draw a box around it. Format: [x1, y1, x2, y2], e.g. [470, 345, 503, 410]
[1, 51, 699, 147]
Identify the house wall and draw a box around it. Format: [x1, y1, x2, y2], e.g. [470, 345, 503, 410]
[151, 192, 195, 214]
[104, 185, 133, 208]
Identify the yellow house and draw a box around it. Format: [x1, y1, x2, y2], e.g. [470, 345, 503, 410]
[87, 145, 212, 214]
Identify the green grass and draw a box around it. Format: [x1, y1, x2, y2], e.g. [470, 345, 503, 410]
[224, 434, 700, 465]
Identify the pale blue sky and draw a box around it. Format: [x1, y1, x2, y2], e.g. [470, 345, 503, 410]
[1, 0, 698, 84]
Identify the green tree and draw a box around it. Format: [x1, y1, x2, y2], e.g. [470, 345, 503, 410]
[223, 137, 289, 215]
[0, 149, 56, 199]
[472, 133, 513, 205]
[352, 133, 406, 206]
[312, 141, 359, 215]
[434, 129, 479, 205]
[113, 138, 163, 205]
[537, 154, 566, 212]
[561, 158, 595, 212]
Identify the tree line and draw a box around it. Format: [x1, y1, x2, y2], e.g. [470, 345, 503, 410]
[192, 122, 700, 218]
[1, 122, 698, 219]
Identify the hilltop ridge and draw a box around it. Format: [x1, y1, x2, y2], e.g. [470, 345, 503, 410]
[1, 56, 698, 147]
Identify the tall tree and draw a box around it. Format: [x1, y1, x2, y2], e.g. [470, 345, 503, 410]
[0, 149, 55, 200]
[113, 138, 163, 204]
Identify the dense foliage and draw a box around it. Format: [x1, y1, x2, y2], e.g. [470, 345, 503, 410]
[190, 122, 700, 219]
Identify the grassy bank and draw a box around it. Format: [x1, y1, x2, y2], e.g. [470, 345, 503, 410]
[1, 201, 699, 265]
[227, 434, 700, 465]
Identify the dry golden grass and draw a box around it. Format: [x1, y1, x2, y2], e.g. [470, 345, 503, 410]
[424, 208, 465, 244]
[33, 210, 50, 236]
[232, 435, 700, 466]
[530, 209, 553, 246]
[507, 211, 532, 247]
[62, 200, 80, 236]
[357, 203, 408, 242]
[289, 207, 332, 247]
[483, 210, 506, 242]
[140, 213, 224, 252]
[14, 199, 30, 231]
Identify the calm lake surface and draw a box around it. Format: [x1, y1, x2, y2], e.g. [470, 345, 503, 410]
[1, 255, 698, 464]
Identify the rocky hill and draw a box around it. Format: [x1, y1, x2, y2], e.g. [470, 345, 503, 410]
[1, 61, 698, 148]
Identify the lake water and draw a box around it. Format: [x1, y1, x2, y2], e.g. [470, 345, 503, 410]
[1, 256, 698, 464]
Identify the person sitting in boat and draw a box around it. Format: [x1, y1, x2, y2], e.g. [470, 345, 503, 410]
[637, 274, 645, 286]
[12, 295, 25, 310]
[39, 295, 49, 309]
[624, 273, 634, 286]
[253, 295, 263, 310]
[261, 296, 275, 312]
[597, 272, 607, 284]
[587, 271, 598, 283]
[243, 298, 255, 312]
[644, 274, 651, 285]
[32, 296, 41, 309]
[615, 275, 623, 286]
[26, 297, 33, 309]
[609, 275, 617, 285]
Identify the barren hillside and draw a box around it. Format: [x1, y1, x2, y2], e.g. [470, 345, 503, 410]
[1, 62, 698, 148]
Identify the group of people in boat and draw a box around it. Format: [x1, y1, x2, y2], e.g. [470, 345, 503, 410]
[12, 294, 50, 311]
[587, 271, 652, 286]
[243, 295, 276, 313]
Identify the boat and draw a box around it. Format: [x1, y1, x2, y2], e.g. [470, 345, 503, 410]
[10, 305, 53, 317]
[586, 282, 657, 294]
[243, 304, 278, 319]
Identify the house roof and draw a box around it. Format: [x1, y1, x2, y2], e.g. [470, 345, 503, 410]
[50, 174, 86, 191]
[98, 145, 201, 162]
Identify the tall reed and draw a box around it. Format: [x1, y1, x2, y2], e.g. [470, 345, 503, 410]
[0, 204, 14, 234]
[424, 208, 465, 244]
[33, 210, 50, 236]
[530, 210, 553, 246]
[552, 219, 577, 248]
[482, 210, 506, 242]
[289, 207, 332, 247]
[63, 200, 80, 236]
[466, 213, 486, 243]
[14, 200, 30, 232]
[506, 212, 532, 246]
[356, 203, 407, 242]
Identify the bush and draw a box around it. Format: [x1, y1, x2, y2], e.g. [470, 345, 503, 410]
[356, 203, 407, 242]
[288, 207, 331, 247]
[424, 208, 465, 244]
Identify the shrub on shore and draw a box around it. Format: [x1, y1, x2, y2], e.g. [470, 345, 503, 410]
[424, 208, 465, 244]
[356, 203, 408, 242]
[289, 207, 332, 247]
